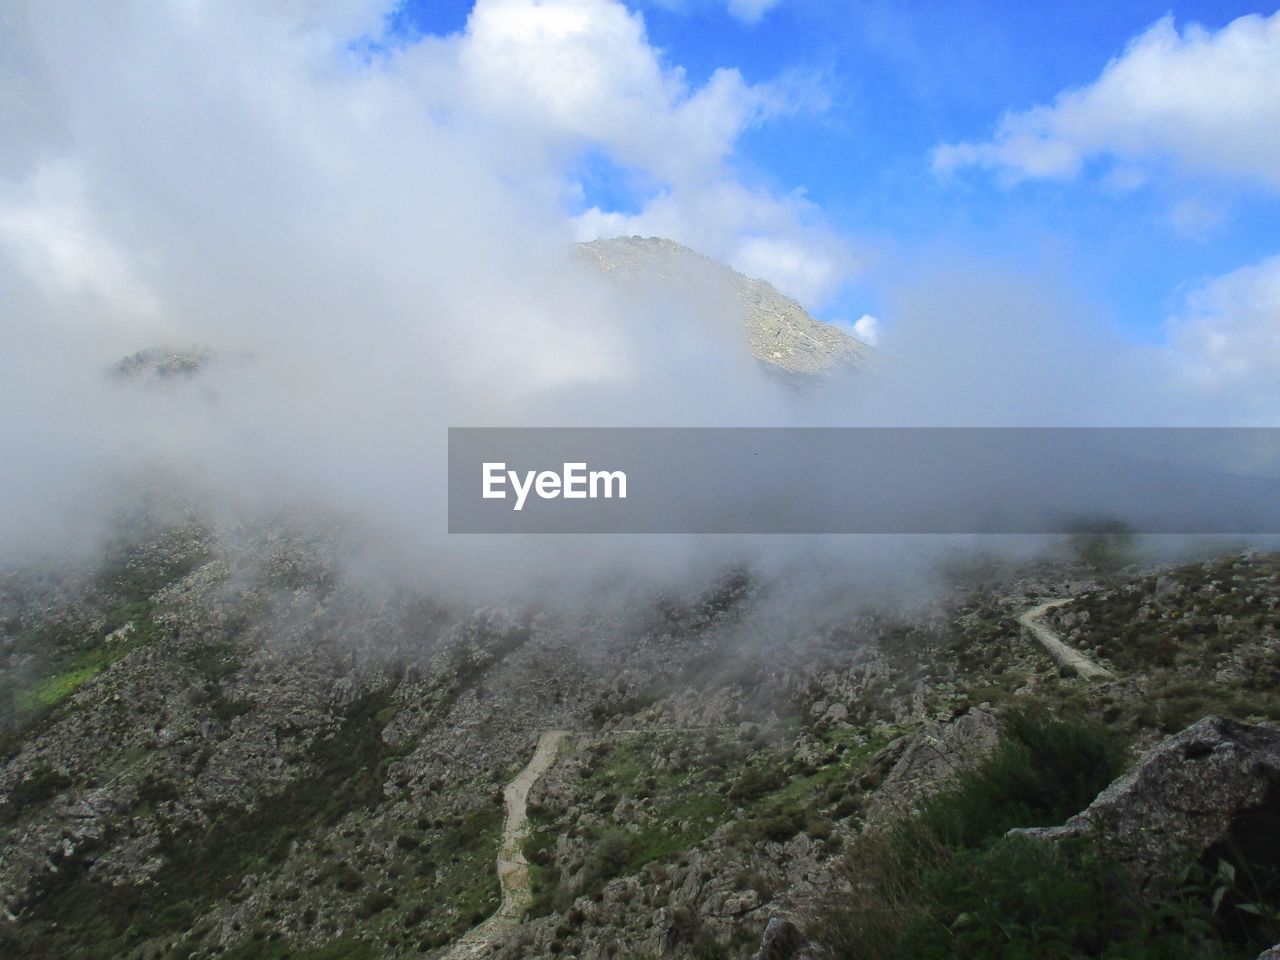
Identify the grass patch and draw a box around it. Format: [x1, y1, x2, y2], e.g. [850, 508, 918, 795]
[811, 705, 1279, 959]
[3, 600, 164, 737]
[912, 707, 1124, 848]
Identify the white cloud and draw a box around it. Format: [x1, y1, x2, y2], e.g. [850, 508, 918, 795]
[1166, 196, 1226, 239]
[0, 161, 162, 331]
[934, 11, 1280, 189]
[0, 0, 859, 580]
[635, 0, 782, 25]
[396, 0, 847, 306]
[1166, 255, 1280, 412]
[726, 0, 781, 25]
[573, 179, 859, 307]
[851, 313, 880, 346]
[444, 0, 787, 185]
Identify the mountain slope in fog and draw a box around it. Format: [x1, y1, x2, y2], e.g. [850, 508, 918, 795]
[5, 505, 1280, 959]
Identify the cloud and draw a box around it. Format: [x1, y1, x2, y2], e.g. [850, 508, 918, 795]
[0, 160, 163, 333]
[0, 0, 857, 592]
[10, 0, 1252, 605]
[1166, 196, 1226, 239]
[573, 179, 858, 307]
[390, 0, 845, 307]
[635, 0, 782, 25]
[450, 0, 760, 183]
[933, 11, 1280, 190]
[851, 313, 880, 346]
[726, 0, 781, 25]
[1165, 254, 1280, 419]
[421, 0, 842, 305]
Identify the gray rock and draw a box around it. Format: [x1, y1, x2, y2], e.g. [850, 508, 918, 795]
[864, 707, 1000, 826]
[750, 915, 806, 960]
[1014, 716, 1280, 888]
[109, 346, 213, 381]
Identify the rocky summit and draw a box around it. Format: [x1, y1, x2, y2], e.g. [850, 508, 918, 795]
[576, 237, 871, 378]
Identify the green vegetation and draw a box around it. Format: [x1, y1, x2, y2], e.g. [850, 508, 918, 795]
[727, 726, 891, 846]
[1, 519, 212, 745]
[527, 733, 739, 913]
[9, 687, 436, 959]
[1048, 555, 1280, 730]
[814, 707, 1280, 960]
[414, 805, 504, 941]
[1, 599, 164, 744]
[1057, 556, 1280, 672]
[912, 707, 1123, 848]
[528, 725, 888, 918]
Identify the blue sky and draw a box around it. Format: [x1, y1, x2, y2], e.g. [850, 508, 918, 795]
[388, 0, 1280, 346]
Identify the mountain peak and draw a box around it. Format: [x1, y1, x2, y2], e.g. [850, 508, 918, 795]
[576, 236, 870, 377]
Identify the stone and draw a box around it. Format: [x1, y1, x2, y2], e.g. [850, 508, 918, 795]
[750, 916, 806, 960]
[1015, 716, 1280, 889]
[864, 707, 1000, 826]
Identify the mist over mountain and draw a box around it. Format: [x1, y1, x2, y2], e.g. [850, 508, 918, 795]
[5, 2, 1280, 959]
[576, 237, 871, 378]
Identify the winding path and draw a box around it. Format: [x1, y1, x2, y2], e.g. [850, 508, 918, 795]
[446, 729, 569, 959]
[444, 607, 1111, 957]
[1017, 600, 1114, 680]
[443, 724, 741, 956]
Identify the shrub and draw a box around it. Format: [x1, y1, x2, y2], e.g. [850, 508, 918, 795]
[358, 891, 394, 918]
[808, 707, 1278, 959]
[582, 830, 633, 890]
[913, 706, 1123, 849]
[727, 763, 787, 804]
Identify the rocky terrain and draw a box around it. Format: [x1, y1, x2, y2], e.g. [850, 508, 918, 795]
[3, 504, 1280, 959]
[576, 237, 871, 378]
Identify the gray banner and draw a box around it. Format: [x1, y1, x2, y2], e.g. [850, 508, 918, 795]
[447, 428, 1280, 534]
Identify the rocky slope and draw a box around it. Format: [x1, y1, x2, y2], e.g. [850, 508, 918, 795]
[4, 508, 1280, 959]
[576, 237, 871, 378]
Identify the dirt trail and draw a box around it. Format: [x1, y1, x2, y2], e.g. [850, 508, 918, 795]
[1018, 600, 1114, 680]
[445, 729, 569, 959]
[443, 724, 747, 956]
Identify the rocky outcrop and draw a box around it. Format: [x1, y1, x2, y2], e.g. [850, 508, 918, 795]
[863, 707, 1001, 826]
[750, 915, 807, 960]
[110, 346, 213, 380]
[1016, 716, 1280, 888]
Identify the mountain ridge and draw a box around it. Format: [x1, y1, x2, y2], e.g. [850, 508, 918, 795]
[576, 236, 871, 378]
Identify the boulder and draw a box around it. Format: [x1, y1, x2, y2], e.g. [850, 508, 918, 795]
[1015, 716, 1280, 888]
[864, 707, 1000, 826]
[750, 916, 806, 960]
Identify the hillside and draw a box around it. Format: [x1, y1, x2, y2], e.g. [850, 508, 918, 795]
[3, 507, 1280, 959]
